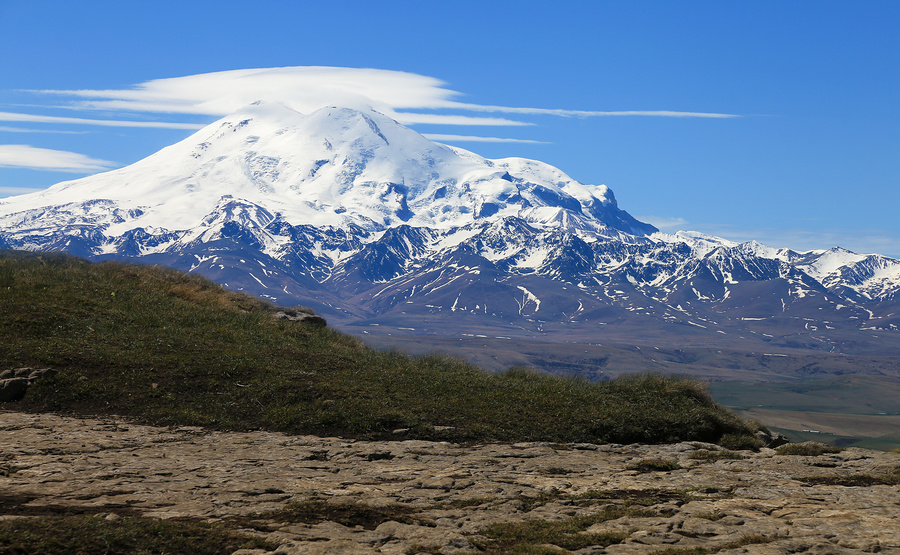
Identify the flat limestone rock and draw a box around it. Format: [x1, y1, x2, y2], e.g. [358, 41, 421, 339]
[2, 410, 899, 553]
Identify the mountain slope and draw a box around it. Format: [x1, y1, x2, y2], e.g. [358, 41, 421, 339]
[0, 102, 898, 368]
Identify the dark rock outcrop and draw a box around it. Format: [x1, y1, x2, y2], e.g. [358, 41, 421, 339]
[273, 307, 327, 327]
[0, 368, 57, 402]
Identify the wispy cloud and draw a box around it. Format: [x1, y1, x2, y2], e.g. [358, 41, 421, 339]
[0, 126, 87, 134]
[423, 134, 548, 144]
[390, 114, 531, 127]
[0, 145, 116, 172]
[0, 111, 203, 130]
[638, 216, 690, 232]
[29, 66, 741, 129]
[454, 103, 739, 119]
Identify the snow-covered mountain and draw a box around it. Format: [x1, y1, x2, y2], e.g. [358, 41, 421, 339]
[0, 101, 651, 236]
[2, 101, 899, 358]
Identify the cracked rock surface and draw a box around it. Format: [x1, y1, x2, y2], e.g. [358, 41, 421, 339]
[2, 410, 899, 554]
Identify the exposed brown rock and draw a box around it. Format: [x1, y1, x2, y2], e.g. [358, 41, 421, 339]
[273, 307, 327, 327]
[2, 410, 899, 553]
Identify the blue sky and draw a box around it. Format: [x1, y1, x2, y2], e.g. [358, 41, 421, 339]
[1, 0, 898, 256]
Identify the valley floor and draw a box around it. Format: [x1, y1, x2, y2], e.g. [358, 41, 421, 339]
[2, 410, 899, 554]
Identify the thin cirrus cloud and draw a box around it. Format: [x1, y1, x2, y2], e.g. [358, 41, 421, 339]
[0, 126, 88, 134]
[454, 103, 739, 119]
[0, 145, 116, 173]
[0, 111, 203, 130]
[637, 216, 691, 233]
[424, 134, 548, 144]
[25, 66, 740, 129]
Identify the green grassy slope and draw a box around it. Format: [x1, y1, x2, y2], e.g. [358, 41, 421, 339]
[1, 250, 756, 445]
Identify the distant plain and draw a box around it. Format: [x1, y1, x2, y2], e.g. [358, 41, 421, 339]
[355, 331, 900, 451]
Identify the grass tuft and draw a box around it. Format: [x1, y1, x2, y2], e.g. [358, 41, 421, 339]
[651, 533, 780, 554]
[775, 442, 844, 456]
[472, 506, 647, 552]
[0, 514, 275, 554]
[796, 467, 900, 487]
[688, 449, 746, 462]
[628, 458, 682, 472]
[257, 499, 429, 529]
[717, 433, 763, 451]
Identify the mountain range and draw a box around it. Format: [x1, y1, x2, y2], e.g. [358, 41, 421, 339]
[2, 101, 899, 379]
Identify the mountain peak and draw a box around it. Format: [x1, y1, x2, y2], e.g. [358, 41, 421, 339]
[0, 104, 654, 238]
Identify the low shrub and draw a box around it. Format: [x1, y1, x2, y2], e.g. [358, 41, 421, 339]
[629, 458, 682, 472]
[718, 433, 764, 451]
[0, 514, 274, 554]
[775, 442, 844, 456]
[472, 506, 650, 552]
[688, 450, 746, 462]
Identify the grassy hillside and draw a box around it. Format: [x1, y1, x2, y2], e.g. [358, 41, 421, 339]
[0, 250, 757, 445]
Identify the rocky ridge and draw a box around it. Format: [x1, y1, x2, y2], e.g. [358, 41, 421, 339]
[2, 410, 899, 554]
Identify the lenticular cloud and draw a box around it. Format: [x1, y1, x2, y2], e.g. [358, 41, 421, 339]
[34, 66, 738, 127]
[37, 67, 500, 125]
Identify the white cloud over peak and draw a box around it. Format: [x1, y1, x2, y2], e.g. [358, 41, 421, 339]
[34, 67, 464, 125]
[41, 67, 455, 114]
[5, 66, 739, 174]
[0, 145, 116, 172]
[31, 66, 741, 128]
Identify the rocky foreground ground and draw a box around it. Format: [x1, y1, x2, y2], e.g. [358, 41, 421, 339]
[2, 410, 899, 554]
